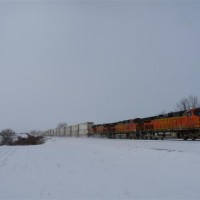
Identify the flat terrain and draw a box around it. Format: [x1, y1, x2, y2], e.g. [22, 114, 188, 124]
[0, 137, 200, 199]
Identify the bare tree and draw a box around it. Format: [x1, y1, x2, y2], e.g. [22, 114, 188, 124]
[188, 95, 200, 109]
[57, 122, 67, 128]
[159, 110, 167, 115]
[176, 98, 189, 111]
[176, 95, 200, 111]
[0, 129, 15, 145]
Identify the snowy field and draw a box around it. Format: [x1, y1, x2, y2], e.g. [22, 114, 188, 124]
[0, 137, 200, 199]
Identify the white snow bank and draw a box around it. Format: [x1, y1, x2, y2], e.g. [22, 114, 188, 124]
[0, 137, 200, 199]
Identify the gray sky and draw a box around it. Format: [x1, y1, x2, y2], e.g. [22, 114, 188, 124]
[0, 0, 200, 132]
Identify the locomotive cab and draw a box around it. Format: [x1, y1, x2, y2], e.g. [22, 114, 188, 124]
[182, 108, 200, 139]
[194, 108, 200, 116]
[193, 108, 200, 129]
[184, 108, 200, 118]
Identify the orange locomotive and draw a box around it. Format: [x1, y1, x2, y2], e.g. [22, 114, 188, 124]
[91, 108, 200, 140]
[151, 108, 200, 140]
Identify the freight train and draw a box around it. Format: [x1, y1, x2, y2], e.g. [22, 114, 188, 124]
[42, 108, 200, 140]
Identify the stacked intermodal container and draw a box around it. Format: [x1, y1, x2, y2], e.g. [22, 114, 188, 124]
[40, 122, 93, 137]
[78, 122, 94, 136]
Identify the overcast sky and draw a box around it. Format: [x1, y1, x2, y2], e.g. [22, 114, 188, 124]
[0, 0, 200, 132]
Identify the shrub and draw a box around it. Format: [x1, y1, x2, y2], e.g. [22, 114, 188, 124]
[0, 130, 45, 146]
[12, 134, 45, 146]
[0, 129, 15, 145]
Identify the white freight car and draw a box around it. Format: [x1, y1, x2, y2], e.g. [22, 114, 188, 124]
[71, 124, 79, 136]
[66, 126, 72, 136]
[78, 122, 94, 136]
[59, 127, 65, 136]
[70, 122, 94, 137]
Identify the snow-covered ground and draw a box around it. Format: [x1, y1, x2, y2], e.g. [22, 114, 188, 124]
[0, 137, 200, 199]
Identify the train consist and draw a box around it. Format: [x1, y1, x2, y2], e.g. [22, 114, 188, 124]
[42, 108, 200, 140]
